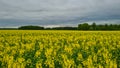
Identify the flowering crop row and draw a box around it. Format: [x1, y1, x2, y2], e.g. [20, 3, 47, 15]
[0, 30, 120, 68]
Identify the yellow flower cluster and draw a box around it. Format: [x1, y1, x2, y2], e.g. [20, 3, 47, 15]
[0, 30, 120, 68]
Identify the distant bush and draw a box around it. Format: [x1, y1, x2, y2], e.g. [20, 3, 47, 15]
[18, 25, 44, 30]
[51, 27, 78, 30]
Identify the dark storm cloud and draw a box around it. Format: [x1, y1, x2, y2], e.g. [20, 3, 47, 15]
[0, 0, 120, 27]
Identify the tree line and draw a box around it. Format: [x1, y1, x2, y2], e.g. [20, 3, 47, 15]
[18, 23, 120, 30]
[78, 23, 120, 30]
[0, 23, 120, 30]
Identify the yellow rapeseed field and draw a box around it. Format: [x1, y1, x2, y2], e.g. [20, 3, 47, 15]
[0, 30, 120, 68]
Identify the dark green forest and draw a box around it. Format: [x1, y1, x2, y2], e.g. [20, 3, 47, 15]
[78, 23, 120, 30]
[0, 23, 120, 30]
[18, 23, 120, 30]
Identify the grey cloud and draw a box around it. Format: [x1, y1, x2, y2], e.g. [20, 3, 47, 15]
[0, 0, 120, 27]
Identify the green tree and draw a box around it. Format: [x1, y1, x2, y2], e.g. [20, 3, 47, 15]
[78, 23, 90, 30]
[104, 24, 108, 30]
[91, 22, 96, 30]
[78, 24, 82, 30]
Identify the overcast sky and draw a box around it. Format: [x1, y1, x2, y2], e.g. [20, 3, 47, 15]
[0, 0, 120, 27]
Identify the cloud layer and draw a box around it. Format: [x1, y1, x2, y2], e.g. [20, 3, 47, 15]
[0, 0, 120, 27]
